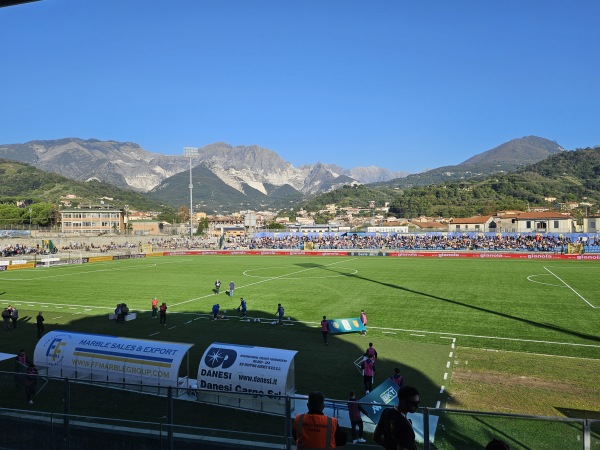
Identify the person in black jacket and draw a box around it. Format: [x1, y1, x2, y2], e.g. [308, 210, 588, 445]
[36, 312, 45, 338]
[373, 386, 420, 450]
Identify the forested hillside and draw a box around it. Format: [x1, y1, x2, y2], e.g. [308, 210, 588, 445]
[0, 159, 171, 226]
[299, 147, 600, 218]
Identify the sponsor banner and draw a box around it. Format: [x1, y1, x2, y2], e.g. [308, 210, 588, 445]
[573, 254, 600, 260]
[7, 262, 35, 270]
[145, 252, 165, 258]
[359, 378, 399, 424]
[35, 258, 89, 267]
[34, 331, 193, 386]
[66, 258, 89, 265]
[162, 250, 351, 257]
[113, 254, 146, 260]
[164, 251, 213, 256]
[198, 343, 297, 399]
[328, 318, 366, 334]
[388, 251, 595, 261]
[348, 251, 385, 257]
[0, 265, 6, 271]
[88, 255, 114, 263]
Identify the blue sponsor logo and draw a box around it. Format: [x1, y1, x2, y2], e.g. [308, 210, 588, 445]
[45, 337, 68, 366]
[204, 347, 237, 369]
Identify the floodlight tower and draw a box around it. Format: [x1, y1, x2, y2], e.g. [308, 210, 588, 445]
[183, 147, 199, 239]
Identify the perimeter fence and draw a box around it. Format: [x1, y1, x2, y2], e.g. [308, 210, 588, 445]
[1, 370, 597, 450]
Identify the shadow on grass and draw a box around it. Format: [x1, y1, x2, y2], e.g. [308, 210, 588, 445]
[555, 407, 600, 420]
[0, 304, 497, 449]
[317, 265, 600, 344]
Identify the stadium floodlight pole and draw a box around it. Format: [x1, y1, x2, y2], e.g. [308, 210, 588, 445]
[183, 147, 199, 239]
[124, 204, 129, 235]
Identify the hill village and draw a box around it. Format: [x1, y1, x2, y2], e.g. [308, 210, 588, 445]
[55, 196, 599, 239]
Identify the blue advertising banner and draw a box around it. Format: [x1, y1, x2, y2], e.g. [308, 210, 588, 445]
[359, 378, 439, 444]
[327, 317, 365, 334]
[359, 378, 399, 424]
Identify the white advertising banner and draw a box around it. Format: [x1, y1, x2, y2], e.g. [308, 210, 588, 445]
[34, 330, 193, 387]
[198, 342, 297, 398]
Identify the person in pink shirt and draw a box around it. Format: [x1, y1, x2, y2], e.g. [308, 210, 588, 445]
[361, 353, 375, 394]
[365, 342, 378, 359]
[320, 316, 329, 346]
[360, 309, 367, 335]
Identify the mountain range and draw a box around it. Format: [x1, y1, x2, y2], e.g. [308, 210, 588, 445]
[0, 139, 406, 192]
[0, 136, 566, 212]
[372, 136, 565, 189]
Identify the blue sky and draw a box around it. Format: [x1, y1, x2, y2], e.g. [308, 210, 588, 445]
[1, 0, 599, 173]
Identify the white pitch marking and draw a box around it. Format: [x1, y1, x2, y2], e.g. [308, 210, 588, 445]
[439, 386, 445, 394]
[0, 263, 160, 281]
[185, 320, 193, 324]
[0, 300, 112, 310]
[382, 331, 396, 334]
[170, 258, 357, 308]
[410, 333, 425, 337]
[527, 274, 565, 287]
[443, 373, 448, 380]
[168, 326, 177, 330]
[52, 316, 63, 319]
[544, 266, 598, 308]
[449, 352, 453, 358]
[149, 332, 160, 337]
[370, 325, 600, 349]
[446, 361, 451, 368]
[243, 266, 358, 280]
[436, 401, 441, 408]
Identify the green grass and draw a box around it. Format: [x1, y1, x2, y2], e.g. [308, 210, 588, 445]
[0, 255, 599, 444]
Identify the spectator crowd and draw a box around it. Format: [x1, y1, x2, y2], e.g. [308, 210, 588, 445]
[2, 233, 599, 257]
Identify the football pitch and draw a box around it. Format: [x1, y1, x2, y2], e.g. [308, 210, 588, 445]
[1, 254, 599, 418]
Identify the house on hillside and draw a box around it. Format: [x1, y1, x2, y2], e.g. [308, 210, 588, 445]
[513, 212, 575, 234]
[583, 216, 600, 234]
[410, 221, 448, 231]
[493, 212, 525, 233]
[449, 215, 495, 233]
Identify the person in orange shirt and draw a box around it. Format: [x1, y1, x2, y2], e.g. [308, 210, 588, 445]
[293, 391, 347, 449]
[151, 297, 159, 319]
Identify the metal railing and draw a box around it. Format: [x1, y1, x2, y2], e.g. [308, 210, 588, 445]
[1, 371, 598, 450]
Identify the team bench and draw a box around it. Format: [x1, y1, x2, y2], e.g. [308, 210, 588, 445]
[108, 313, 137, 321]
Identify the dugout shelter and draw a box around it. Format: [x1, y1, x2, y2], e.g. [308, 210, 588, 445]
[33, 331, 194, 392]
[197, 342, 298, 415]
